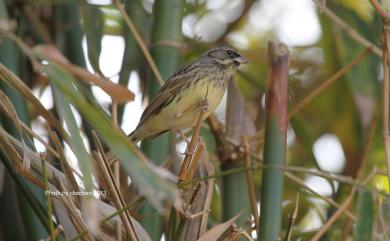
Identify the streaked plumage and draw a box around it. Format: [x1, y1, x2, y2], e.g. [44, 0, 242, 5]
[129, 46, 247, 142]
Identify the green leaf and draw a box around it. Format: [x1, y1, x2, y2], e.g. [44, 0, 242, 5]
[52, 85, 94, 192]
[43, 63, 180, 210]
[81, 5, 104, 75]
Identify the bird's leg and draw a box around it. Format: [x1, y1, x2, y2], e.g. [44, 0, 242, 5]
[177, 130, 190, 145]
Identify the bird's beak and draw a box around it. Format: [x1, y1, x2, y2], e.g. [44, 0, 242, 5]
[234, 55, 249, 64]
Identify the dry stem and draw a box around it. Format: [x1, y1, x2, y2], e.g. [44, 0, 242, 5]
[285, 171, 356, 220]
[112, 0, 164, 86]
[309, 186, 356, 241]
[92, 132, 138, 241]
[284, 193, 299, 241]
[369, 0, 390, 189]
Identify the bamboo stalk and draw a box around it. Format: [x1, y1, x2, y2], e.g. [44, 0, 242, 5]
[137, 1, 184, 239]
[259, 42, 289, 241]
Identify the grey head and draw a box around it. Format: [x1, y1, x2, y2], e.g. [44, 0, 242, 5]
[203, 45, 248, 67]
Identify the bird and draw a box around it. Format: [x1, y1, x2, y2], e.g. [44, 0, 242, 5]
[128, 45, 248, 143]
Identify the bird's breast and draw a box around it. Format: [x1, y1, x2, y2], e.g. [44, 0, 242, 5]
[167, 77, 227, 130]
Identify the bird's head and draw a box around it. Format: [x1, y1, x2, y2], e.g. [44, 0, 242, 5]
[205, 46, 248, 67]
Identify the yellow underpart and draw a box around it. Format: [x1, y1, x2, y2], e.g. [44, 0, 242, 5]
[136, 78, 226, 139]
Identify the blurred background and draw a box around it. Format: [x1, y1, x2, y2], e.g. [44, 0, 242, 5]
[0, 0, 389, 240]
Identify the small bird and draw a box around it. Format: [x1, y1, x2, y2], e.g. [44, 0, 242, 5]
[129, 45, 248, 142]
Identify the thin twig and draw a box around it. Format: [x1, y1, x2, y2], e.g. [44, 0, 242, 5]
[309, 186, 356, 241]
[44, 225, 63, 241]
[112, 0, 164, 86]
[285, 171, 356, 220]
[20, 121, 59, 159]
[53, 177, 93, 241]
[284, 193, 299, 241]
[111, 99, 122, 241]
[369, 0, 389, 19]
[185, 141, 206, 181]
[242, 136, 259, 230]
[49, 130, 81, 205]
[313, 0, 382, 57]
[288, 47, 372, 118]
[111, 101, 122, 241]
[92, 132, 139, 241]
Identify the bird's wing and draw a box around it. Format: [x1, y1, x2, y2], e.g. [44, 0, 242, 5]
[136, 62, 199, 128]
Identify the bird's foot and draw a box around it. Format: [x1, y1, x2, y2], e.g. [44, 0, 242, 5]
[199, 99, 209, 113]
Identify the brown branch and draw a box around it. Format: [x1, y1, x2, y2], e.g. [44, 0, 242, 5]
[44, 225, 63, 241]
[288, 47, 372, 118]
[309, 186, 356, 241]
[284, 193, 299, 241]
[313, 0, 382, 57]
[369, 0, 389, 19]
[285, 171, 356, 220]
[178, 110, 207, 181]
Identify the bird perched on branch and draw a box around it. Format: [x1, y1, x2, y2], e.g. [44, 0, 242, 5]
[129, 45, 248, 142]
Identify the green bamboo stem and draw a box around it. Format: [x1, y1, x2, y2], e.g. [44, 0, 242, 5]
[0, 0, 49, 239]
[259, 42, 289, 241]
[139, 0, 184, 240]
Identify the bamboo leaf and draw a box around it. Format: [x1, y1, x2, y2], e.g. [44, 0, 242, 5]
[51, 84, 94, 192]
[0, 63, 65, 136]
[34, 45, 135, 103]
[81, 4, 104, 75]
[197, 213, 241, 241]
[42, 63, 180, 210]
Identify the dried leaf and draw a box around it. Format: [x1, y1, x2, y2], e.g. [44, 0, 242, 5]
[197, 213, 241, 241]
[0, 90, 31, 170]
[0, 62, 65, 136]
[34, 45, 135, 103]
[0, 90, 23, 134]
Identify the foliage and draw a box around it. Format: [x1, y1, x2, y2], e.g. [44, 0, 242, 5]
[0, 0, 389, 241]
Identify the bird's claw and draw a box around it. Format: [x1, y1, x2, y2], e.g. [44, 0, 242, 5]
[199, 99, 209, 113]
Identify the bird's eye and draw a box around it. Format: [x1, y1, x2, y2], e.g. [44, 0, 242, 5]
[226, 50, 240, 59]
